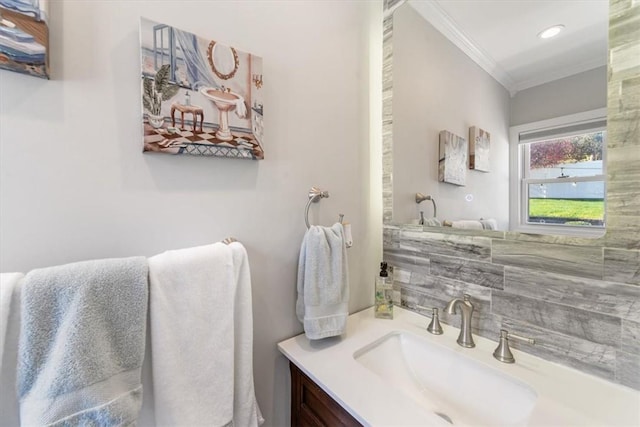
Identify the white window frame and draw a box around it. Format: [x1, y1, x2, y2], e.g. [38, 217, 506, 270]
[509, 108, 607, 238]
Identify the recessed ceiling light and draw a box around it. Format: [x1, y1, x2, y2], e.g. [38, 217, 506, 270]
[538, 25, 565, 39]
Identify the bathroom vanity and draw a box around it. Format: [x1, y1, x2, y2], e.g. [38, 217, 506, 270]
[278, 307, 640, 426]
[289, 362, 361, 426]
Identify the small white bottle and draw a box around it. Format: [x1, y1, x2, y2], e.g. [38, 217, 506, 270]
[375, 262, 393, 319]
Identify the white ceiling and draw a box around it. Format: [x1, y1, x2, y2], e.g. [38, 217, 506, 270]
[407, 0, 609, 95]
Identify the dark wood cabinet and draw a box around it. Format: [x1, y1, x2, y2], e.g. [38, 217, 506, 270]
[289, 362, 363, 427]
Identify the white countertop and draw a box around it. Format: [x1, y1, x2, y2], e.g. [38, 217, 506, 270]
[278, 307, 640, 426]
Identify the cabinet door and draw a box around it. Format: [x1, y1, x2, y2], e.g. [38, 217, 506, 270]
[290, 362, 362, 427]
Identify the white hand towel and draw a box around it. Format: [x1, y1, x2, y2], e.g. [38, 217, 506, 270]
[423, 217, 442, 227]
[149, 243, 235, 427]
[343, 223, 353, 248]
[235, 97, 247, 118]
[479, 218, 498, 230]
[229, 242, 264, 427]
[450, 220, 484, 230]
[0, 272, 22, 374]
[296, 223, 349, 340]
[18, 257, 148, 426]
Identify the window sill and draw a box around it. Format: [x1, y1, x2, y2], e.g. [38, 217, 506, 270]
[511, 224, 606, 239]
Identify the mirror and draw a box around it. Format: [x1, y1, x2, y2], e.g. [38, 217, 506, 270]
[381, 0, 640, 390]
[387, 0, 608, 233]
[207, 41, 239, 80]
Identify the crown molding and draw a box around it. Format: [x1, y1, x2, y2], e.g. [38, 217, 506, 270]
[513, 57, 607, 93]
[408, 0, 517, 95]
[406, 1, 608, 97]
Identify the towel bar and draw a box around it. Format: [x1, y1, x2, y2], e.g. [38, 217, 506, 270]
[415, 193, 437, 219]
[305, 187, 329, 229]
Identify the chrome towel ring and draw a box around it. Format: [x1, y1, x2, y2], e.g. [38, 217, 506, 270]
[415, 192, 437, 219]
[305, 187, 329, 229]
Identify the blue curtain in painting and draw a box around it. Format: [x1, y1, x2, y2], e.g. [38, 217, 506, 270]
[173, 29, 218, 91]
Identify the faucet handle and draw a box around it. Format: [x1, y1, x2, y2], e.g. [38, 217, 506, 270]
[416, 306, 444, 335]
[493, 329, 535, 363]
[507, 331, 535, 345]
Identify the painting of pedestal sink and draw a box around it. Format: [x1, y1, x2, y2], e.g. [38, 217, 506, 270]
[139, 17, 264, 160]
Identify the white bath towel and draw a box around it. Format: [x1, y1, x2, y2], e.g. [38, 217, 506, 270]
[229, 242, 264, 427]
[0, 272, 22, 374]
[149, 243, 236, 427]
[18, 257, 149, 426]
[296, 223, 349, 340]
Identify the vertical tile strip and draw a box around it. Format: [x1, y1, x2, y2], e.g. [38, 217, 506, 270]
[606, 0, 640, 250]
[382, 12, 394, 224]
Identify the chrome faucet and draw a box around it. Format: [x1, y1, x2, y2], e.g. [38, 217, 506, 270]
[444, 294, 475, 348]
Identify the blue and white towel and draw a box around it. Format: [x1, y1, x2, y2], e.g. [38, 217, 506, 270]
[296, 223, 350, 340]
[18, 257, 148, 426]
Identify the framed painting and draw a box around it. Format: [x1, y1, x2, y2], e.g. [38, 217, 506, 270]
[0, 0, 50, 79]
[140, 18, 264, 159]
[438, 130, 467, 186]
[469, 126, 490, 172]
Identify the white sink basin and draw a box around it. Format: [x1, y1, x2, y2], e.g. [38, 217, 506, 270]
[354, 331, 538, 426]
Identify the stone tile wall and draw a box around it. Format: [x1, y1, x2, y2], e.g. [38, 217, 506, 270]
[384, 225, 640, 389]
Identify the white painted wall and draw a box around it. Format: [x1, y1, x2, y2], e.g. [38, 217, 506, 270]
[392, 4, 511, 229]
[0, 1, 383, 425]
[510, 66, 607, 126]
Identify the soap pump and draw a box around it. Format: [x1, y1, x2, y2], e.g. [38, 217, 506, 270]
[374, 262, 393, 319]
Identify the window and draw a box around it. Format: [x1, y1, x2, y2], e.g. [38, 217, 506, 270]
[510, 109, 606, 237]
[148, 24, 188, 87]
[153, 24, 176, 81]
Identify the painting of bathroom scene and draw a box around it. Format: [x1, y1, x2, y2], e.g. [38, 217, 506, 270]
[139, 17, 264, 159]
[469, 126, 490, 172]
[438, 130, 467, 186]
[0, 0, 49, 79]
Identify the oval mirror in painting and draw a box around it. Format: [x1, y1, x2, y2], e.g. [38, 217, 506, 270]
[207, 41, 239, 80]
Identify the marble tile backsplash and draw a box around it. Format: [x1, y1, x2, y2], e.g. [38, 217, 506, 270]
[385, 225, 640, 390]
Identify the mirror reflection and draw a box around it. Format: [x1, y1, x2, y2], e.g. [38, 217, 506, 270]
[391, 0, 608, 234]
